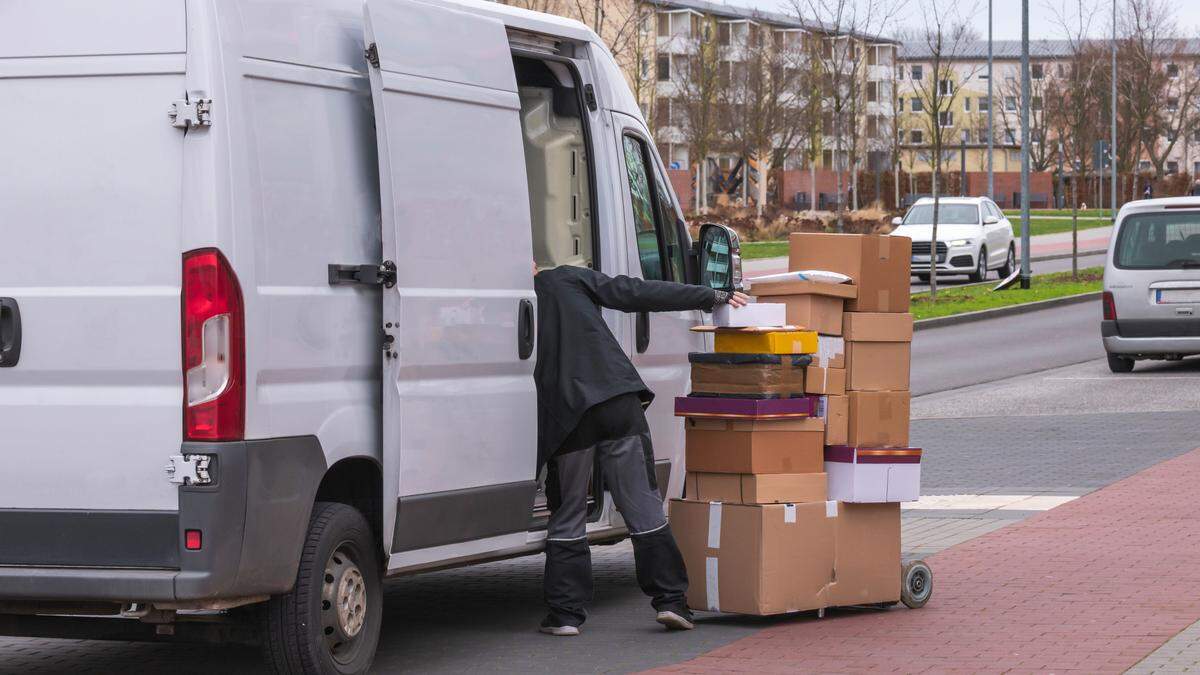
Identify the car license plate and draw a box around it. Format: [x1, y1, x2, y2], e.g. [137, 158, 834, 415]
[1157, 288, 1200, 303]
[912, 255, 931, 263]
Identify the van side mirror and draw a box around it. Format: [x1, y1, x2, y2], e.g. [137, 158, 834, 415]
[891, 216, 903, 227]
[983, 215, 999, 225]
[698, 223, 743, 292]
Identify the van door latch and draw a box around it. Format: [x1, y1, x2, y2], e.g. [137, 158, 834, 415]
[168, 96, 212, 129]
[166, 454, 213, 486]
[328, 261, 396, 288]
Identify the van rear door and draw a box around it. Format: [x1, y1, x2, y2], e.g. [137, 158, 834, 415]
[364, 0, 540, 559]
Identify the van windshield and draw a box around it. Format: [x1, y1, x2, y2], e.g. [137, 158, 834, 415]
[1115, 212, 1200, 269]
[903, 204, 979, 225]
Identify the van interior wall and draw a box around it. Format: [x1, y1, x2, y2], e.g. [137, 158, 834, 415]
[514, 56, 593, 271]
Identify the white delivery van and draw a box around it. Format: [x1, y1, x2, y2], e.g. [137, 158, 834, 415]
[0, 1, 741, 672]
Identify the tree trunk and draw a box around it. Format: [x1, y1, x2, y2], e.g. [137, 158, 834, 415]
[1070, 175, 1079, 280]
[930, 166, 940, 301]
[809, 161, 817, 214]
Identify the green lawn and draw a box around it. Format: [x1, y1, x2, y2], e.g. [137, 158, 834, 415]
[1013, 217, 1110, 237]
[911, 267, 1103, 321]
[1002, 208, 1109, 218]
[741, 241, 791, 260]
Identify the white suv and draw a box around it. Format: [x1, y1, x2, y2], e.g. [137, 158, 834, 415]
[892, 197, 1016, 282]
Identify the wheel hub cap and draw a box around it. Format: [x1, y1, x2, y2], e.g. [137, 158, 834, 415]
[322, 546, 367, 655]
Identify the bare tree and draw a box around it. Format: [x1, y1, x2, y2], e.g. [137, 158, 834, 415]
[792, 0, 905, 230]
[996, 66, 1055, 172]
[906, 0, 980, 300]
[667, 16, 724, 211]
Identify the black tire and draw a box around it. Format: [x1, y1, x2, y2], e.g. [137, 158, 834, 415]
[900, 560, 932, 609]
[968, 247, 988, 282]
[999, 244, 1016, 278]
[1107, 354, 1135, 373]
[916, 273, 931, 283]
[262, 502, 382, 675]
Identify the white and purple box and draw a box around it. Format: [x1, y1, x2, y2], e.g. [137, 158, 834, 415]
[824, 445, 922, 503]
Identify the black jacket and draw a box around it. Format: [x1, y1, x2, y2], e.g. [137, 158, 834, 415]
[533, 266, 718, 468]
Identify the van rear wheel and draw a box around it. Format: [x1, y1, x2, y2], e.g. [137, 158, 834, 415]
[1107, 354, 1135, 373]
[262, 502, 382, 675]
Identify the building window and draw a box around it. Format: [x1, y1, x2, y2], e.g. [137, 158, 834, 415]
[640, 57, 649, 79]
[657, 13, 670, 38]
[1057, 63, 1066, 77]
[1009, 150, 1021, 162]
[1167, 130, 1177, 143]
[938, 79, 953, 96]
[939, 110, 954, 127]
[1167, 161, 1179, 174]
[978, 128, 990, 143]
[911, 129, 924, 144]
[978, 97, 990, 112]
[897, 65, 905, 80]
[1167, 63, 1180, 78]
[1005, 96, 1017, 112]
[1032, 129, 1043, 144]
[1139, 160, 1152, 171]
[657, 54, 670, 81]
[1193, 129, 1200, 143]
[1004, 129, 1016, 144]
[655, 97, 670, 130]
[866, 81, 878, 103]
[964, 97, 972, 112]
[1194, 161, 1200, 176]
[1167, 97, 1179, 112]
[717, 22, 730, 46]
[911, 65, 923, 81]
[910, 97, 924, 112]
[1031, 96, 1042, 111]
[1031, 63, 1043, 80]
[867, 114, 879, 138]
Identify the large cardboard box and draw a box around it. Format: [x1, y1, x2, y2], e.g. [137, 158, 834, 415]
[685, 417, 824, 474]
[788, 233, 911, 313]
[847, 391, 910, 447]
[827, 503, 901, 606]
[824, 446, 922, 502]
[819, 394, 848, 446]
[750, 280, 857, 335]
[805, 366, 846, 396]
[671, 499, 837, 615]
[843, 312, 913, 392]
[689, 354, 810, 397]
[713, 330, 818, 355]
[685, 472, 827, 504]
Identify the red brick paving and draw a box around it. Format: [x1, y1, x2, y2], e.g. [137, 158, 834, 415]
[655, 446, 1200, 674]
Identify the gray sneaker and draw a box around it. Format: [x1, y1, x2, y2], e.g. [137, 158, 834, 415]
[539, 624, 581, 636]
[656, 610, 695, 631]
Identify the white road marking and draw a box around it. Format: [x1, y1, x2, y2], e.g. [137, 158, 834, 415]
[901, 494, 1078, 511]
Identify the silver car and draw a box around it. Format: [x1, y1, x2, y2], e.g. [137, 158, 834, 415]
[1102, 197, 1200, 372]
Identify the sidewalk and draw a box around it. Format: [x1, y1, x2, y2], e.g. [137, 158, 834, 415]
[744, 226, 1112, 278]
[654, 444, 1200, 674]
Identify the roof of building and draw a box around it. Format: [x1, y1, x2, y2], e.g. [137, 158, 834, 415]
[646, 0, 898, 43]
[899, 38, 1200, 61]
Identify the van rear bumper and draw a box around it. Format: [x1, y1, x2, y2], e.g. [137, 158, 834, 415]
[1102, 319, 1200, 355]
[0, 436, 326, 603]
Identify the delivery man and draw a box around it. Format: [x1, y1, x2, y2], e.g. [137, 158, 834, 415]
[533, 263, 748, 636]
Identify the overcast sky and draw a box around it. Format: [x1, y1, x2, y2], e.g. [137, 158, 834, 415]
[740, 0, 1200, 41]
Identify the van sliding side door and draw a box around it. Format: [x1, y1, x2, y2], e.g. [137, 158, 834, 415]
[364, 1, 539, 561]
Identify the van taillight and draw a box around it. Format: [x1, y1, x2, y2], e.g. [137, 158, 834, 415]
[1102, 291, 1117, 321]
[182, 249, 245, 441]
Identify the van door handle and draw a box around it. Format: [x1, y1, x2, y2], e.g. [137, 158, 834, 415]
[0, 298, 21, 368]
[636, 311, 650, 353]
[518, 299, 535, 360]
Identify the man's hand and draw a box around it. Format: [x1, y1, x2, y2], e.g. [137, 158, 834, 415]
[727, 291, 751, 308]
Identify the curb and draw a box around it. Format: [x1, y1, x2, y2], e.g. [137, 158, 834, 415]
[914, 291, 1102, 331]
[1024, 248, 1108, 263]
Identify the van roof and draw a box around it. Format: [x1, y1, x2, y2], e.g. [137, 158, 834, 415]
[436, 0, 599, 43]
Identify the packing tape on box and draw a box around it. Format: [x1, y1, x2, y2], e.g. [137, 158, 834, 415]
[784, 503, 797, 523]
[816, 336, 844, 368]
[707, 502, 722, 549]
[705, 557, 720, 611]
[825, 500, 838, 518]
[816, 395, 828, 420]
[879, 235, 891, 258]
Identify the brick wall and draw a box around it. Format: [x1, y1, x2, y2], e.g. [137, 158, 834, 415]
[667, 169, 692, 213]
[777, 169, 844, 208]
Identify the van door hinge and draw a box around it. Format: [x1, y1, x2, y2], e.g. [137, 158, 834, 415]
[168, 96, 212, 129]
[364, 42, 380, 68]
[165, 454, 213, 486]
[328, 260, 396, 288]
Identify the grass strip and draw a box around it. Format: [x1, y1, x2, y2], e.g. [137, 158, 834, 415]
[911, 267, 1103, 321]
[1003, 208, 1109, 218]
[1013, 217, 1110, 238]
[741, 241, 791, 259]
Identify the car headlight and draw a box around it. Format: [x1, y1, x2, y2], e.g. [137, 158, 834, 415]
[947, 239, 972, 247]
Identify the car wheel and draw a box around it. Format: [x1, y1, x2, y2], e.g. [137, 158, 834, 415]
[968, 247, 988, 282]
[916, 273, 931, 283]
[1107, 354, 1135, 373]
[999, 244, 1016, 277]
[262, 502, 382, 675]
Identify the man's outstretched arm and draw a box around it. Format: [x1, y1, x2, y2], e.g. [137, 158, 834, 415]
[577, 268, 748, 314]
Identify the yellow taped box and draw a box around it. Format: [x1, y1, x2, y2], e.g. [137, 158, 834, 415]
[685, 472, 828, 504]
[713, 330, 818, 355]
[671, 500, 901, 615]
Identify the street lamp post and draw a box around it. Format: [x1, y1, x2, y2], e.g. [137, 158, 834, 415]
[987, 0, 994, 200]
[1020, 0, 1031, 289]
[1111, 0, 1118, 220]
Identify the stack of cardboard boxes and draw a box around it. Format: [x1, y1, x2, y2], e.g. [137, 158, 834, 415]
[669, 232, 921, 616]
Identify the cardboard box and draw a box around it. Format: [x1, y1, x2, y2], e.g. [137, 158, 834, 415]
[685, 472, 827, 504]
[685, 417, 824, 474]
[828, 503, 901, 606]
[847, 391, 910, 447]
[819, 394, 848, 446]
[714, 330, 818, 355]
[689, 354, 809, 397]
[824, 446, 922, 503]
[805, 366, 846, 396]
[814, 335, 845, 369]
[845, 342, 911, 391]
[751, 280, 856, 335]
[788, 233, 911, 313]
[671, 499, 837, 615]
[713, 302, 787, 328]
[842, 312, 914, 341]
[674, 395, 820, 419]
